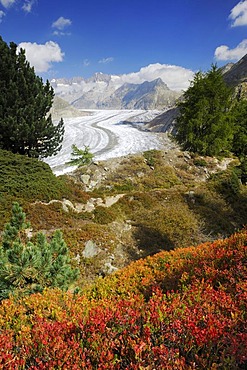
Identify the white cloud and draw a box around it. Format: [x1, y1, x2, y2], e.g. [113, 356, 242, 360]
[52, 16, 72, 30]
[18, 41, 64, 73]
[0, 10, 5, 22]
[229, 0, 247, 27]
[0, 0, 16, 8]
[0, 0, 36, 12]
[83, 59, 90, 67]
[117, 64, 194, 91]
[214, 39, 247, 61]
[99, 57, 114, 64]
[22, 0, 36, 13]
[53, 30, 71, 36]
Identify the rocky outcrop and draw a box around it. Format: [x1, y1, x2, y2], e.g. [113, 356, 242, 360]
[144, 107, 180, 133]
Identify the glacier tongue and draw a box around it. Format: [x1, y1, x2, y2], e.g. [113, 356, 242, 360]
[44, 109, 173, 176]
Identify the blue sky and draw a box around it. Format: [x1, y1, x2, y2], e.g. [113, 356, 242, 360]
[0, 0, 247, 89]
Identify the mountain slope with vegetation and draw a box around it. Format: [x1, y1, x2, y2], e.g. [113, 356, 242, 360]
[0, 149, 88, 226]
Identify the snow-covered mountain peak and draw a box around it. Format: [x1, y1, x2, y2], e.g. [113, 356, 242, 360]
[88, 72, 112, 83]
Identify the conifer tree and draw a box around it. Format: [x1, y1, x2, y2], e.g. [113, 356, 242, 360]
[0, 36, 64, 158]
[68, 144, 93, 166]
[231, 99, 247, 159]
[231, 98, 247, 183]
[0, 203, 79, 300]
[176, 65, 234, 156]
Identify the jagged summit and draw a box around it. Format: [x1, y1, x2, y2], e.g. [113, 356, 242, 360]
[88, 72, 112, 83]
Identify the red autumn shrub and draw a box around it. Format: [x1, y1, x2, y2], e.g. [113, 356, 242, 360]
[0, 229, 246, 369]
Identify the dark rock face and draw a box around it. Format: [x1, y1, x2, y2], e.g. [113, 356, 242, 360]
[144, 107, 180, 133]
[223, 54, 247, 87]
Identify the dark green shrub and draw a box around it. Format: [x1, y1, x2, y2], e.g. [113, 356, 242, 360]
[193, 158, 207, 167]
[0, 149, 70, 202]
[210, 168, 241, 198]
[239, 158, 247, 184]
[143, 149, 161, 167]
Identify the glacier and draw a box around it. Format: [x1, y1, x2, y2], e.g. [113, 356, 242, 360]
[44, 109, 174, 175]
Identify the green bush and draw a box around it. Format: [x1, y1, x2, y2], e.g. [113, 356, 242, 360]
[239, 158, 247, 184]
[0, 149, 75, 227]
[143, 149, 159, 167]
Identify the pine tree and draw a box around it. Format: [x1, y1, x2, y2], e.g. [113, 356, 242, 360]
[68, 144, 93, 166]
[176, 65, 234, 156]
[0, 203, 79, 300]
[0, 36, 64, 158]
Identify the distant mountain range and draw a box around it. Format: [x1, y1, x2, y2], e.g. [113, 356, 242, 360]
[51, 72, 181, 110]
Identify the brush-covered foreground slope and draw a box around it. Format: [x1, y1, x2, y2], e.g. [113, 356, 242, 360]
[1, 148, 247, 285]
[0, 229, 246, 369]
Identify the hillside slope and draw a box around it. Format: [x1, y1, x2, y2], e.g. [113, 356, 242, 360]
[1, 148, 246, 286]
[50, 96, 89, 120]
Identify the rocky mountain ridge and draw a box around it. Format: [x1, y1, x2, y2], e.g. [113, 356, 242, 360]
[223, 53, 247, 87]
